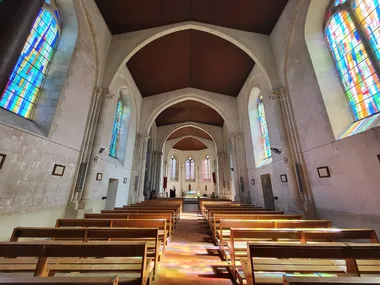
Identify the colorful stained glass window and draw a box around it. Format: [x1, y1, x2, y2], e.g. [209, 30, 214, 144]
[202, 156, 211, 182]
[109, 100, 124, 158]
[185, 158, 195, 180]
[0, 9, 59, 119]
[257, 96, 271, 159]
[335, 0, 348, 6]
[170, 155, 178, 180]
[353, 0, 380, 60]
[326, 11, 380, 120]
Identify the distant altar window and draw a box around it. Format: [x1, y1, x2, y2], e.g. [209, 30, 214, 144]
[170, 155, 178, 181]
[202, 155, 211, 182]
[185, 157, 195, 181]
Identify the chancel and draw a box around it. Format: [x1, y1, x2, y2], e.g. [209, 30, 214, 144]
[1, 0, 380, 284]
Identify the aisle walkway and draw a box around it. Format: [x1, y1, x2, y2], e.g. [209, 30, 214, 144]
[155, 204, 233, 285]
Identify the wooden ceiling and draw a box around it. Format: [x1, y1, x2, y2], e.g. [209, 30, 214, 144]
[173, 137, 208, 151]
[127, 30, 254, 97]
[167, 127, 212, 141]
[155, 100, 224, 127]
[95, 0, 288, 35]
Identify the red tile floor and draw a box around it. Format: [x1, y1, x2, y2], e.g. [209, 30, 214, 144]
[154, 204, 233, 284]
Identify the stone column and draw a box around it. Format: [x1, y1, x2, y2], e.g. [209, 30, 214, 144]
[0, 0, 45, 94]
[137, 135, 150, 202]
[229, 135, 241, 201]
[78, 89, 114, 207]
[128, 133, 143, 204]
[65, 88, 108, 217]
[155, 152, 163, 194]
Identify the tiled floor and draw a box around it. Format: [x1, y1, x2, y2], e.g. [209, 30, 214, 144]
[154, 204, 233, 284]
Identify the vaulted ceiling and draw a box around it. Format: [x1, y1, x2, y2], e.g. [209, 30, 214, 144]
[155, 100, 224, 127]
[127, 30, 254, 97]
[168, 127, 212, 141]
[173, 137, 208, 151]
[95, 0, 288, 35]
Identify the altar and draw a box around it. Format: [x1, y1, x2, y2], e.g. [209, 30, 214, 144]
[184, 190, 197, 198]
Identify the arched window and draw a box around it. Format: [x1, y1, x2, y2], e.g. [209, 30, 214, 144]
[325, 0, 380, 123]
[0, 3, 60, 119]
[185, 157, 195, 181]
[170, 155, 178, 181]
[202, 155, 211, 182]
[257, 95, 271, 160]
[109, 99, 124, 159]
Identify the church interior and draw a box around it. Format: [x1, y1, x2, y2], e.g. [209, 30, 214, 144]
[1, 0, 380, 284]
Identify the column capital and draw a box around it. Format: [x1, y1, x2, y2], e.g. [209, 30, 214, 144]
[270, 87, 287, 100]
[217, 151, 227, 156]
[96, 88, 115, 100]
[230, 132, 244, 141]
[143, 135, 150, 142]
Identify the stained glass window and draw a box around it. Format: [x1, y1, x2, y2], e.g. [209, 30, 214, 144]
[0, 9, 60, 119]
[185, 157, 195, 181]
[202, 156, 211, 182]
[258, 96, 271, 159]
[170, 155, 178, 181]
[326, 10, 380, 120]
[109, 100, 124, 158]
[353, 0, 380, 60]
[335, 0, 348, 6]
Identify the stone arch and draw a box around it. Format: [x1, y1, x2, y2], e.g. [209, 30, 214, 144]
[103, 21, 280, 92]
[143, 91, 237, 136]
[159, 122, 221, 152]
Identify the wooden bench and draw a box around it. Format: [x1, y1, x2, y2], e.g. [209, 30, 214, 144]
[10, 227, 162, 276]
[104, 209, 179, 226]
[55, 219, 168, 252]
[84, 213, 173, 238]
[229, 228, 379, 266]
[283, 276, 380, 285]
[217, 219, 332, 260]
[0, 276, 120, 285]
[0, 242, 153, 285]
[213, 216, 304, 245]
[242, 242, 380, 285]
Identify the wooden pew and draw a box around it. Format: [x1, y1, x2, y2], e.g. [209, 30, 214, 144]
[84, 213, 173, 239]
[283, 276, 380, 285]
[55, 219, 168, 252]
[213, 215, 304, 244]
[104, 209, 179, 226]
[208, 211, 288, 232]
[229, 228, 379, 266]
[0, 242, 153, 285]
[242, 242, 380, 285]
[10, 227, 162, 276]
[217, 219, 332, 260]
[0, 276, 120, 285]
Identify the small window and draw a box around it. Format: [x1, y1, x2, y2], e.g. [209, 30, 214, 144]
[109, 99, 124, 159]
[185, 157, 195, 181]
[202, 155, 211, 182]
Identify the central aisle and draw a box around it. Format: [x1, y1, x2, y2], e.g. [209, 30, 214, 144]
[155, 204, 233, 285]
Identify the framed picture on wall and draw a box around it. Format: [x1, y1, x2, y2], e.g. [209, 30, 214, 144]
[96, 173, 103, 181]
[280, 174, 288, 183]
[317, 166, 331, 178]
[52, 164, 65, 177]
[251, 179, 255, 185]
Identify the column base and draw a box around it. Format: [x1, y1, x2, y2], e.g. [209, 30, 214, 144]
[64, 199, 93, 218]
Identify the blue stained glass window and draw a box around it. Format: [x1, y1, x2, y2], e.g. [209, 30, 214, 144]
[185, 158, 195, 180]
[0, 9, 60, 119]
[109, 100, 124, 158]
[258, 96, 271, 159]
